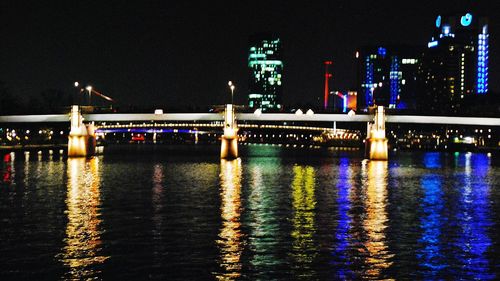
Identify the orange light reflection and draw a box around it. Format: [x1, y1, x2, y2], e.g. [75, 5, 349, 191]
[362, 160, 394, 278]
[216, 159, 243, 280]
[61, 157, 108, 279]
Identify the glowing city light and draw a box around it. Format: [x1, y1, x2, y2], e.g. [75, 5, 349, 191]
[461, 13, 472, 27]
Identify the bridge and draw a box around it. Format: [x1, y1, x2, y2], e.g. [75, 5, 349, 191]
[1, 106, 499, 160]
[1, 112, 500, 126]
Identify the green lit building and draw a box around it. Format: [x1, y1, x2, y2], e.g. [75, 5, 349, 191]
[248, 34, 283, 111]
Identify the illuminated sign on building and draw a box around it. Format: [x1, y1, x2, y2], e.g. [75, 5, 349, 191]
[461, 13, 472, 27]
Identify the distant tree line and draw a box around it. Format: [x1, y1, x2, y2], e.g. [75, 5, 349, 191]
[0, 81, 74, 115]
[0, 80, 498, 116]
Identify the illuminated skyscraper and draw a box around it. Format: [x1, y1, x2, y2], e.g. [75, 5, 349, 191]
[356, 46, 420, 111]
[418, 12, 489, 114]
[248, 34, 283, 111]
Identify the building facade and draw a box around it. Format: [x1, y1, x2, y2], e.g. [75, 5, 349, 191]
[417, 12, 489, 114]
[248, 34, 283, 111]
[356, 46, 420, 112]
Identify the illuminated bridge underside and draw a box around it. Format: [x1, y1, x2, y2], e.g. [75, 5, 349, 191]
[0, 113, 500, 126]
[96, 123, 347, 133]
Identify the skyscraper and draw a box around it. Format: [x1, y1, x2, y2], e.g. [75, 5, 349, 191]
[418, 12, 489, 114]
[248, 34, 283, 111]
[356, 46, 420, 111]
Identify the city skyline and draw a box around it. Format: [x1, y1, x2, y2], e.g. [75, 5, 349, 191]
[1, 1, 498, 108]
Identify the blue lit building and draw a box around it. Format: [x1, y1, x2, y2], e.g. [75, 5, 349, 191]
[418, 12, 489, 114]
[248, 34, 283, 111]
[356, 46, 420, 111]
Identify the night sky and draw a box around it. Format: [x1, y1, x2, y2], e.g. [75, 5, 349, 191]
[1, 1, 499, 109]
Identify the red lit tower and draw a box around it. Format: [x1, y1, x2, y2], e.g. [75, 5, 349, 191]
[324, 60, 333, 110]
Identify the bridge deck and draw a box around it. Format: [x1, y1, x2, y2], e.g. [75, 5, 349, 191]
[0, 113, 499, 126]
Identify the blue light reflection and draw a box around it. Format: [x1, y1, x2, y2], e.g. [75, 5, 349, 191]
[423, 152, 442, 169]
[418, 174, 447, 277]
[330, 157, 353, 279]
[453, 153, 493, 279]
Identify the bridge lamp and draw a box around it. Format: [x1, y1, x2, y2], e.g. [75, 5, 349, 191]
[228, 81, 235, 104]
[85, 86, 92, 105]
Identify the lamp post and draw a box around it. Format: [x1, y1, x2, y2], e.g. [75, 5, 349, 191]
[85, 86, 92, 106]
[73, 82, 114, 107]
[74, 82, 80, 105]
[228, 81, 235, 105]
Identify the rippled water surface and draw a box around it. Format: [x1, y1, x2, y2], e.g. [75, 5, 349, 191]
[1, 145, 499, 280]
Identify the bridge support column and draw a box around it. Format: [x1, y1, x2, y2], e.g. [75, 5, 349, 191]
[68, 105, 96, 157]
[365, 106, 388, 160]
[220, 104, 238, 159]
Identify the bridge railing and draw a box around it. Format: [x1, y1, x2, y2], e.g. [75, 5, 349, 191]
[385, 115, 500, 126]
[0, 114, 69, 123]
[1, 113, 500, 126]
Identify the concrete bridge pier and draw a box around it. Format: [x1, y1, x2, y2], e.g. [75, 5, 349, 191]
[220, 104, 238, 159]
[68, 105, 96, 157]
[365, 106, 388, 160]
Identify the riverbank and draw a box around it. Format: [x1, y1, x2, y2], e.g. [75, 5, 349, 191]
[0, 144, 67, 152]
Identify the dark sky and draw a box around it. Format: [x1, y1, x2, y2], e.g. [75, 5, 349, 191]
[1, 1, 499, 108]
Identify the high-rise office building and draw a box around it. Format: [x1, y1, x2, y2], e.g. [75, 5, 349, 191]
[356, 46, 420, 111]
[248, 34, 283, 111]
[418, 12, 489, 114]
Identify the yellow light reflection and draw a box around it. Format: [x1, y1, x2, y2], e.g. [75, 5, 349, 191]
[61, 157, 108, 279]
[362, 160, 394, 278]
[217, 158, 243, 280]
[291, 165, 317, 269]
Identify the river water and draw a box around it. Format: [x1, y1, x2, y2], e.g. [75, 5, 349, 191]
[0, 145, 499, 280]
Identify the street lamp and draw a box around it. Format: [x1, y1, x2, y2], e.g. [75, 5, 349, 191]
[85, 86, 92, 105]
[228, 81, 235, 105]
[73, 82, 81, 105]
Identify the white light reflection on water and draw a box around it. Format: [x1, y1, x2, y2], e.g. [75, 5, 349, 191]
[152, 163, 165, 269]
[246, 159, 285, 277]
[60, 157, 108, 279]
